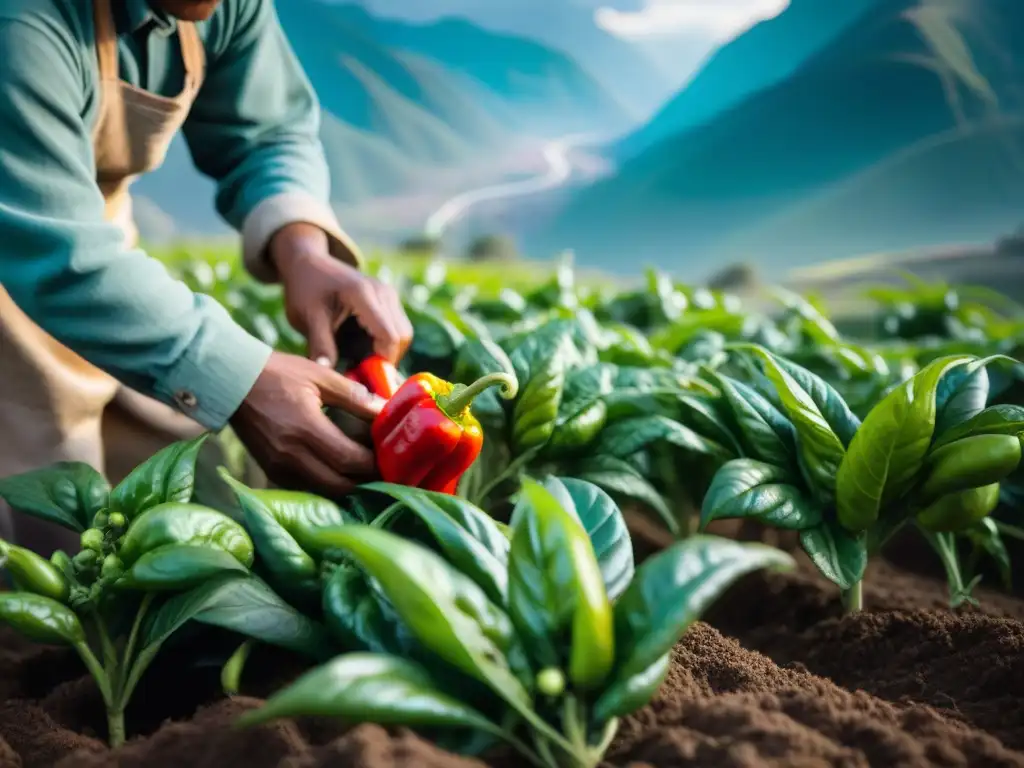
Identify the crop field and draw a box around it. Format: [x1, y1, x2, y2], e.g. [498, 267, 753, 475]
[4, 249, 1024, 767]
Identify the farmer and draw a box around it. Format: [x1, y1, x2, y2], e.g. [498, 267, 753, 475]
[0, 0, 413, 555]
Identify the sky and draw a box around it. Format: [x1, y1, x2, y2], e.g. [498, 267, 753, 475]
[595, 0, 790, 42]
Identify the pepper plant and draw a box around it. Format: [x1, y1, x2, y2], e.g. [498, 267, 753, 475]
[699, 345, 1024, 610]
[0, 436, 332, 746]
[235, 475, 794, 767]
[449, 315, 738, 536]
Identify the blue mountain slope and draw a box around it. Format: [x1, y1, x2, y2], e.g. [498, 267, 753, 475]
[328, 3, 630, 134]
[533, 0, 1024, 275]
[338, 0, 673, 119]
[614, 0, 883, 160]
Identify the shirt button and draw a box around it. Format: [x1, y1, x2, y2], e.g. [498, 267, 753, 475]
[175, 390, 198, 410]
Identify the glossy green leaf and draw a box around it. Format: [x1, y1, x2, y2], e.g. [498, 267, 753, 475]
[709, 373, 797, 467]
[509, 479, 614, 689]
[836, 356, 972, 532]
[309, 525, 530, 708]
[935, 362, 990, 436]
[799, 521, 867, 590]
[701, 459, 820, 530]
[219, 474, 319, 600]
[613, 535, 794, 678]
[572, 455, 678, 537]
[740, 347, 850, 501]
[143, 572, 334, 660]
[541, 477, 634, 601]
[452, 337, 516, 385]
[237, 653, 499, 732]
[361, 483, 508, 603]
[0, 592, 84, 645]
[744, 346, 860, 446]
[407, 304, 466, 361]
[594, 415, 731, 462]
[509, 332, 574, 454]
[931, 404, 1024, 450]
[218, 473, 349, 558]
[117, 543, 248, 591]
[322, 564, 414, 655]
[0, 463, 108, 532]
[109, 435, 209, 519]
[592, 652, 670, 723]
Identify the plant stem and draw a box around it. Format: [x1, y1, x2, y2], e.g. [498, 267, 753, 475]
[841, 580, 863, 613]
[75, 641, 123, 747]
[439, 372, 518, 415]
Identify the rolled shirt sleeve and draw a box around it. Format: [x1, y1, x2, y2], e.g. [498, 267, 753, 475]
[183, 0, 363, 283]
[0, 17, 271, 430]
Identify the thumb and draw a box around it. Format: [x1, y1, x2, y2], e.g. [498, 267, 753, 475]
[305, 309, 339, 369]
[313, 365, 386, 420]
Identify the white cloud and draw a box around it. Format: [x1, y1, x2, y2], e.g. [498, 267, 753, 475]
[596, 0, 789, 41]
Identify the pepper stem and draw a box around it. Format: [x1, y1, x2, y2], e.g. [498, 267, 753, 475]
[438, 372, 518, 416]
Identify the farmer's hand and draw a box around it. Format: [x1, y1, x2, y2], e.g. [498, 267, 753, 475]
[270, 222, 413, 367]
[229, 351, 387, 496]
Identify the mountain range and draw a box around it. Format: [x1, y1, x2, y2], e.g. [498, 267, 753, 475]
[331, 0, 677, 120]
[134, 0, 632, 239]
[531, 0, 1024, 276]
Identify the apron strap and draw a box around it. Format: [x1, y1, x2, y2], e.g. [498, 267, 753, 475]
[178, 22, 206, 87]
[92, 0, 118, 81]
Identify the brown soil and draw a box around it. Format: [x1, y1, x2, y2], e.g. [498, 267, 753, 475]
[4, 520, 1024, 767]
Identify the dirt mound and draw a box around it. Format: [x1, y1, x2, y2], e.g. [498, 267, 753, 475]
[613, 623, 1024, 768]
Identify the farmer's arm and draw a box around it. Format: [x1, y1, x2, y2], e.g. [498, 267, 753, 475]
[0, 17, 270, 430]
[182, 0, 362, 283]
[183, 0, 413, 364]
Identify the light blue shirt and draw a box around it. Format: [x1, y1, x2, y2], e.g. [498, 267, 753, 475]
[0, 0, 351, 429]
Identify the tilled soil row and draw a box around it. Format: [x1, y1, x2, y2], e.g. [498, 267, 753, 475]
[2, 520, 1023, 768]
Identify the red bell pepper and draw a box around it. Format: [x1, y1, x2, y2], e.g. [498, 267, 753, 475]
[343, 355, 404, 399]
[370, 371, 518, 494]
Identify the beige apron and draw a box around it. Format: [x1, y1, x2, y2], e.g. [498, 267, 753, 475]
[0, 0, 207, 552]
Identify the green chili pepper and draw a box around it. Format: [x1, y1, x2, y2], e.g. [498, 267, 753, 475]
[0, 542, 69, 603]
[916, 483, 1001, 532]
[0, 593, 84, 645]
[921, 434, 1022, 500]
[118, 502, 254, 568]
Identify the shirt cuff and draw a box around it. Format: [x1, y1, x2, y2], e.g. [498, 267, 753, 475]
[151, 299, 273, 430]
[241, 192, 364, 283]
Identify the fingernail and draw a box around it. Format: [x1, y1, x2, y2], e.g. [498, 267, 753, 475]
[370, 395, 387, 411]
[315, 356, 332, 367]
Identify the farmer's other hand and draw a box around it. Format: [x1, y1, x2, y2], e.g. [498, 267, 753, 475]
[229, 351, 387, 497]
[270, 223, 413, 367]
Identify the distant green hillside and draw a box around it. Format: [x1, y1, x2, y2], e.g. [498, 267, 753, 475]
[535, 0, 1024, 276]
[132, 0, 627, 237]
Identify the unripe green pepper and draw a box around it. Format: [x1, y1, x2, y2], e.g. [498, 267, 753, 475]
[80, 529, 105, 553]
[0, 593, 84, 645]
[119, 502, 254, 567]
[0, 542, 69, 602]
[536, 667, 566, 697]
[917, 483, 1001, 532]
[921, 434, 1022, 500]
[107, 512, 127, 531]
